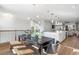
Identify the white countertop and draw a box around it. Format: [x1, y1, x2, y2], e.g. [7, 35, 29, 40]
[43, 31, 66, 42]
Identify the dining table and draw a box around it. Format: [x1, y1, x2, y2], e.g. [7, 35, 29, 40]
[19, 35, 55, 55]
[33, 36, 54, 55]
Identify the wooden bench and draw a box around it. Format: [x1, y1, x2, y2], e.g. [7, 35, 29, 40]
[10, 41, 25, 49]
[13, 48, 34, 55]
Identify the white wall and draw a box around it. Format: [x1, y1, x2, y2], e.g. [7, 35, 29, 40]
[0, 12, 31, 43]
[0, 12, 31, 30]
[0, 19, 31, 30]
[0, 18, 31, 43]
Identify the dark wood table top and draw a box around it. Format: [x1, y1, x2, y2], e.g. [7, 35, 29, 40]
[38, 37, 54, 44]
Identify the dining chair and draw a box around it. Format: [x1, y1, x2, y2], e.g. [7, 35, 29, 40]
[41, 40, 53, 55]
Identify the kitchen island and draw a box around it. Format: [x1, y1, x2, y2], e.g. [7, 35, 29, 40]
[43, 31, 66, 43]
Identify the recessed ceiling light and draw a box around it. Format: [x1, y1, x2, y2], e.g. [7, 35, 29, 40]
[52, 20, 54, 23]
[36, 15, 39, 18]
[27, 17, 30, 20]
[2, 13, 13, 18]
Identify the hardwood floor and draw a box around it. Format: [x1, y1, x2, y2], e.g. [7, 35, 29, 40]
[58, 36, 79, 55]
[61, 36, 79, 49]
[1, 36, 79, 55]
[0, 42, 10, 54]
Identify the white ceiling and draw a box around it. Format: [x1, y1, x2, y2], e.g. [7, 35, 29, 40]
[0, 4, 79, 22]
